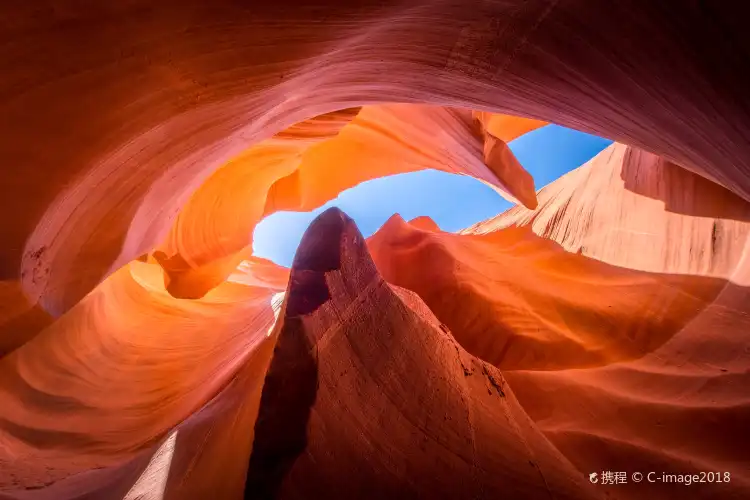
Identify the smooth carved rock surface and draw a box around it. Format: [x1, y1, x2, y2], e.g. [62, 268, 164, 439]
[245, 209, 595, 500]
[154, 104, 539, 299]
[0, 1, 749, 499]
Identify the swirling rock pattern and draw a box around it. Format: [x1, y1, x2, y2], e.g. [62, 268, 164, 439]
[0, 1, 749, 499]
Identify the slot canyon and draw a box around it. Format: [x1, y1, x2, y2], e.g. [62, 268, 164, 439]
[0, 1, 749, 499]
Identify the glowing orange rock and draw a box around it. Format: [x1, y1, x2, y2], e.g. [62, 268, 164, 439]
[154, 105, 542, 299]
[466, 143, 750, 278]
[0, 2, 749, 499]
[369, 214, 725, 370]
[245, 208, 596, 499]
[368, 144, 750, 499]
[4, 1, 749, 318]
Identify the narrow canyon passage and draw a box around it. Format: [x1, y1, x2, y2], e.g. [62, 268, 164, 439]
[0, 2, 749, 499]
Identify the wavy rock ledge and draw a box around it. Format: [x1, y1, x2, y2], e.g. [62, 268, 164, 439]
[1, 1, 750, 499]
[245, 208, 596, 500]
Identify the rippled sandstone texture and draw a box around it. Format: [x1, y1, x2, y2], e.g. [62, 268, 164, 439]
[1, 1, 749, 499]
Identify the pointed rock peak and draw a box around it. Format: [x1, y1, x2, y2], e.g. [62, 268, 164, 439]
[285, 207, 378, 317]
[408, 215, 440, 232]
[368, 213, 438, 253]
[247, 218, 596, 500]
[375, 213, 408, 233]
[388, 212, 407, 224]
[291, 207, 369, 273]
[247, 207, 377, 498]
[367, 213, 416, 249]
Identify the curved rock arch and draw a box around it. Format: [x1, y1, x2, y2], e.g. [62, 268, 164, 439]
[3, 0, 749, 315]
[1, 2, 750, 499]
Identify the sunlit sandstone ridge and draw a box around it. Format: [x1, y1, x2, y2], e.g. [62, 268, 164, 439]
[368, 144, 750, 498]
[0, 1, 749, 499]
[154, 104, 542, 299]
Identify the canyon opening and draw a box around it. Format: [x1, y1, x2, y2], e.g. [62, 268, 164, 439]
[0, 2, 748, 500]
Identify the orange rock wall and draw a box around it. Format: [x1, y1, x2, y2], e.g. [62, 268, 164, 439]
[1, 2, 749, 499]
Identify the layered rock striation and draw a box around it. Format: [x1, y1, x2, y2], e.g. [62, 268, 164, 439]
[1, 2, 749, 499]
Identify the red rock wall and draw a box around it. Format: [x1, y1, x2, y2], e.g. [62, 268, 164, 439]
[1, 2, 749, 499]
